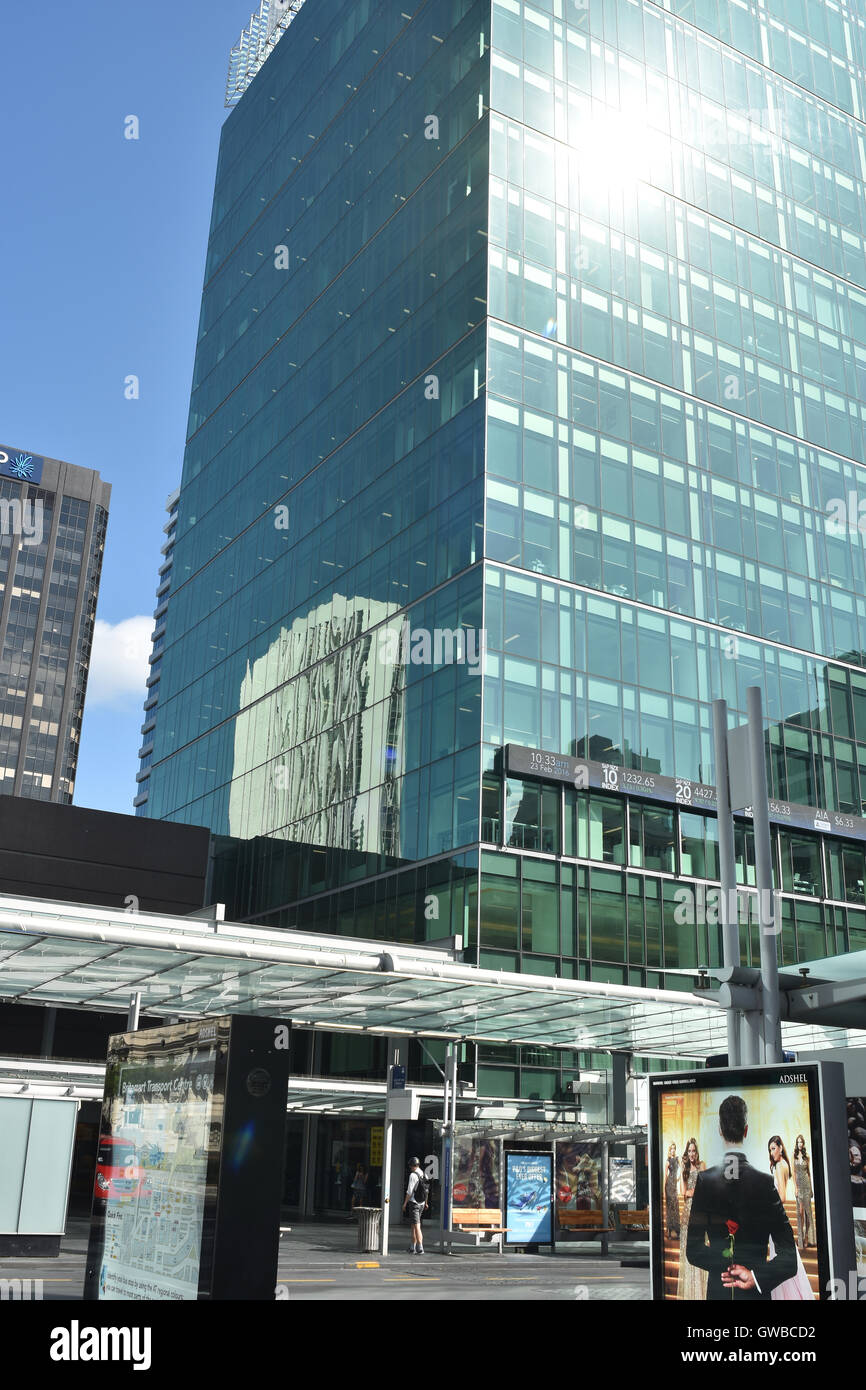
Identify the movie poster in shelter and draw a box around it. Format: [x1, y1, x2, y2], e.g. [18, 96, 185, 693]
[556, 1140, 602, 1221]
[451, 1135, 500, 1215]
[847, 1097, 866, 1214]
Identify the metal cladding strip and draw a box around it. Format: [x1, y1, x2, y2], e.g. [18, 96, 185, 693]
[0, 908, 720, 1013]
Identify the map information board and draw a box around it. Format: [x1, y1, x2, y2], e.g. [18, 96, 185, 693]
[87, 1020, 225, 1301]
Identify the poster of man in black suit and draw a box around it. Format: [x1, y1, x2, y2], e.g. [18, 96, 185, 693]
[651, 1063, 855, 1303]
[686, 1095, 797, 1300]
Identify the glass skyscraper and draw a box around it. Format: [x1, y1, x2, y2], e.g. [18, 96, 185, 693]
[134, 486, 180, 814]
[147, 0, 866, 1100]
[0, 444, 109, 802]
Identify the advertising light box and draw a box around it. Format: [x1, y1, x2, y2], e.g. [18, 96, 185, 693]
[505, 1151, 553, 1245]
[84, 1016, 289, 1301]
[648, 1062, 854, 1302]
[847, 1095, 866, 1286]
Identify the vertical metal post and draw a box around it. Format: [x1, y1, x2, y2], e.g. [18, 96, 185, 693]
[741, 1005, 763, 1065]
[449, 1045, 459, 1132]
[126, 992, 141, 1032]
[380, 1042, 400, 1258]
[439, 1045, 452, 1254]
[301, 1114, 317, 1218]
[747, 686, 782, 1063]
[601, 1140, 610, 1259]
[450, 1046, 460, 1251]
[611, 1053, 628, 1125]
[712, 699, 742, 1066]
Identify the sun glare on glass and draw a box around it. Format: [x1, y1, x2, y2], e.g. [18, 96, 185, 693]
[572, 103, 662, 191]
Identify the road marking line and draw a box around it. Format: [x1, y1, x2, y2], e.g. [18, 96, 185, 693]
[356, 1262, 379, 1268]
[279, 1278, 337, 1283]
[383, 1276, 441, 1281]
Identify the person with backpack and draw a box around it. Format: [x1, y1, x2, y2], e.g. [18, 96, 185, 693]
[402, 1156, 429, 1254]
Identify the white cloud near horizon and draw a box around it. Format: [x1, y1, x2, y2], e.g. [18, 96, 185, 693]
[86, 616, 152, 706]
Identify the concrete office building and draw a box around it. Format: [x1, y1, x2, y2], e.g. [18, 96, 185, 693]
[121, 0, 866, 1212]
[0, 443, 109, 802]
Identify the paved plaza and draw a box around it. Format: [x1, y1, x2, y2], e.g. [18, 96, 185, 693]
[1, 1219, 650, 1302]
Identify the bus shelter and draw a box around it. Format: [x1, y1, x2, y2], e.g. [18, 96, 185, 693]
[436, 1119, 647, 1256]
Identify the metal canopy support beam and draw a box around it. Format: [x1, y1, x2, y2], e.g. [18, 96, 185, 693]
[747, 686, 782, 1064]
[448, 1045, 458, 1251]
[601, 1141, 610, 1259]
[713, 699, 742, 1067]
[783, 977, 866, 1029]
[380, 1039, 403, 1259]
[439, 1045, 451, 1256]
[611, 1052, 629, 1126]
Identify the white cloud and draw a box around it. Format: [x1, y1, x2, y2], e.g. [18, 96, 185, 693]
[86, 616, 153, 706]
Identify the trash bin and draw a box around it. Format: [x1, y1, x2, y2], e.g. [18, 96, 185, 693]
[356, 1207, 382, 1252]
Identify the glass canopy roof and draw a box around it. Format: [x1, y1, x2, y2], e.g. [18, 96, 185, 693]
[0, 896, 855, 1060]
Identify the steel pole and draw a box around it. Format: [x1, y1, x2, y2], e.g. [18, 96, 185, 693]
[449, 1046, 458, 1132]
[380, 1043, 401, 1258]
[712, 699, 742, 1066]
[439, 1046, 452, 1254]
[449, 1048, 459, 1252]
[747, 686, 782, 1063]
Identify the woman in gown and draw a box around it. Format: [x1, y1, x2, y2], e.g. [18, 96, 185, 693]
[676, 1138, 707, 1300]
[768, 1135, 792, 1200]
[767, 1133, 815, 1300]
[792, 1134, 816, 1249]
[665, 1143, 680, 1238]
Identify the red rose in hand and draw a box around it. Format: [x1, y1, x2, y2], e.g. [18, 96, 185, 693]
[726, 1220, 739, 1236]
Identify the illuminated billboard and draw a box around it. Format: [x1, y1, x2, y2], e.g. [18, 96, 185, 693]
[649, 1062, 853, 1302]
[505, 1151, 553, 1245]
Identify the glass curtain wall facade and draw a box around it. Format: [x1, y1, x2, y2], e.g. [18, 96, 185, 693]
[147, 2, 489, 930]
[135, 488, 180, 814]
[481, 0, 866, 993]
[147, 0, 866, 1041]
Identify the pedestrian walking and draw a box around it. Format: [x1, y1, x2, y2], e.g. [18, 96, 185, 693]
[351, 1164, 368, 1210]
[402, 1156, 429, 1254]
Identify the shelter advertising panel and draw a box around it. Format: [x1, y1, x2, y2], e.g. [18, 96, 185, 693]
[848, 1096, 866, 1213]
[610, 1155, 636, 1206]
[451, 1134, 500, 1222]
[649, 1063, 844, 1301]
[555, 1140, 602, 1233]
[505, 1151, 553, 1245]
[847, 1096, 866, 1285]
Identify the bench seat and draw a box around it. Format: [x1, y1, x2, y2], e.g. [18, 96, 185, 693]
[450, 1208, 508, 1252]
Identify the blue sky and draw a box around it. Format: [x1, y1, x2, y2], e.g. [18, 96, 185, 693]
[0, 0, 252, 813]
